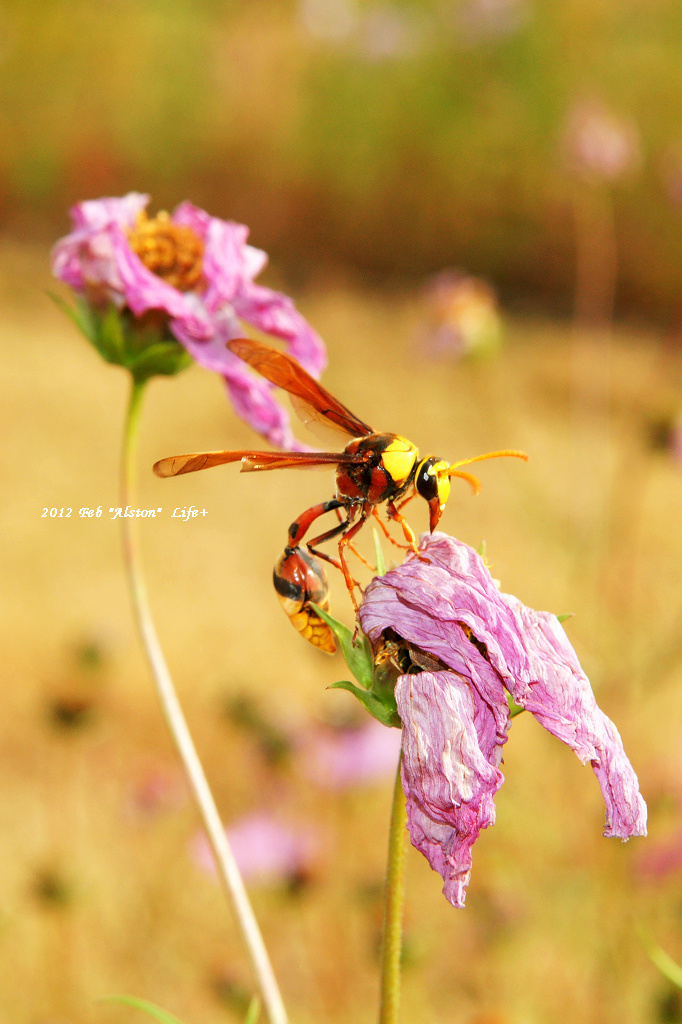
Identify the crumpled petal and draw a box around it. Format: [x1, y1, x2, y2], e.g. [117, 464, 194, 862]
[359, 531, 647, 906]
[52, 193, 326, 447]
[397, 669, 505, 907]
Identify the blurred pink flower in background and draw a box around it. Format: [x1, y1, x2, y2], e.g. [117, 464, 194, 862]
[420, 270, 503, 360]
[301, 716, 402, 789]
[298, 0, 358, 42]
[671, 420, 682, 464]
[564, 101, 640, 181]
[124, 764, 187, 822]
[455, 0, 528, 42]
[635, 827, 682, 880]
[360, 532, 647, 908]
[52, 193, 326, 447]
[190, 811, 321, 885]
[359, 4, 423, 60]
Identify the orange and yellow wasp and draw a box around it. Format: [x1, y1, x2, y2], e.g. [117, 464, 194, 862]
[154, 338, 527, 653]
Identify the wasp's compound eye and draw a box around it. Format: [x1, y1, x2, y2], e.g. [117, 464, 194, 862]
[415, 458, 442, 502]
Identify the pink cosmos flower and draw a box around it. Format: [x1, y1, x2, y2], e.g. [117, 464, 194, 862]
[190, 811, 321, 885]
[52, 193, 326, 447]
[359, 532, 647, 907]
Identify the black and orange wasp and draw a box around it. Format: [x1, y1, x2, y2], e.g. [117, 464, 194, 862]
[153, 338, 527, 654]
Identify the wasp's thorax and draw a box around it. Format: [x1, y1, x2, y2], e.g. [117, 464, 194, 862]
[336, 433, 419, 506]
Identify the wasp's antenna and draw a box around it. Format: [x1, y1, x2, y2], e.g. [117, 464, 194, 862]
[449, 469, 481, 494]
[448, 449, 528, 474]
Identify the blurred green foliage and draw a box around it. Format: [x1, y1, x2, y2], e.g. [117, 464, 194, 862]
[4, 0, 682, 318]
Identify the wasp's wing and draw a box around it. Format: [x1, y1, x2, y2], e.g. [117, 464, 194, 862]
[228, 338, 374, 439]
[153, 449, 364, 478]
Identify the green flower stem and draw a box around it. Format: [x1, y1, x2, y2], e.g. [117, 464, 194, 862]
[120, 377, 287, 1024]
[379, 753, 407, 1024]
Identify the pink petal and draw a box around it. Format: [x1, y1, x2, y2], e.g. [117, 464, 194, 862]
[70, 192, 149, 231]
[233, 282, 327, 377]
[397, 670, 505, 907]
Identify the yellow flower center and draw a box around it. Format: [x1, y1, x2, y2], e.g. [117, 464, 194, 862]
[128, 211, 205, 292]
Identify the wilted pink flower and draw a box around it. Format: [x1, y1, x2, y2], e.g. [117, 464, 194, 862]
[359, 532, 647, 907]
[52, 193, 326, 447]
[302, 717, 402, 789]
[190, 811, 320, 885]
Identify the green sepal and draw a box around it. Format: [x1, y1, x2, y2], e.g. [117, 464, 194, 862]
[329, 680, 401, 728]
[310, 602, 402, 727]
[309, 602, 373, 691]
[49, 290, 95, 342]
[507, 692, 525, 718]
[556, 612, 574, 624]
[50, 294, 192, 383]
[126, 340, 192, 382]
[100, 994, 186, 1024]
[94, 300, 128, 365]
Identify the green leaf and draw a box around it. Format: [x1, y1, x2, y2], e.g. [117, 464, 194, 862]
[100, 994, 186, 1024]
[310, 603, 373, 690]
[640, 929, 682, 990]
[329, 680, 401, 728]
[372, 527, 387, 576]
[556, 613, 574, 624]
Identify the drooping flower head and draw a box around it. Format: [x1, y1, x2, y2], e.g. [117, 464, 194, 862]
[359, 532, 647, 908]
[52, 193, 326, 447]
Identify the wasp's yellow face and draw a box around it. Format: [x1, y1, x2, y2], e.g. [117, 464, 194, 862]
[414, 457, 451, 531]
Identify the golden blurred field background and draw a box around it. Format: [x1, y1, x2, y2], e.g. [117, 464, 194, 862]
[4, 2, 682, 1023]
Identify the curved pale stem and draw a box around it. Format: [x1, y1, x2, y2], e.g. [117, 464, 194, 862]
[379, 753, 407, 1024]
[120, 377, 288, 1024]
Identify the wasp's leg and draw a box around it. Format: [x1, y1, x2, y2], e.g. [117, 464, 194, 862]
[273, 546, 336, 654]
[386, 500, 419, 550]
[336, 513, 371, 612]
[371, 506, 412, 552]
[394, 491, 417, 514]
[331, 505, 374, 570]
[306, 516, 359, 580]
[286, 498, 345, 549]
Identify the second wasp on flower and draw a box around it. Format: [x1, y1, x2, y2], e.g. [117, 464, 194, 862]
[153, 339, 528, 652]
